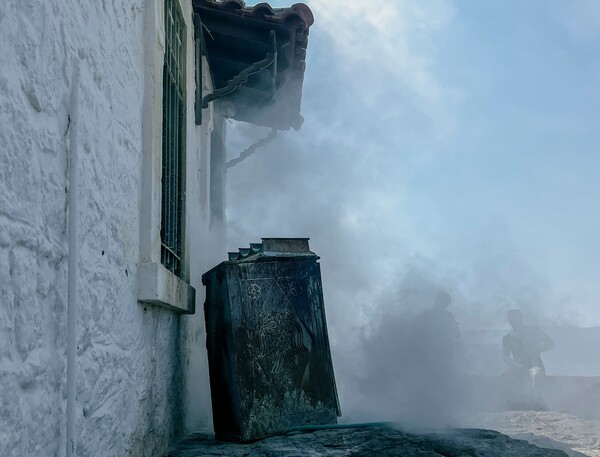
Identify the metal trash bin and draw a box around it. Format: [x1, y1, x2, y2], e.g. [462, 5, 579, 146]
[202, 238, 341, 441]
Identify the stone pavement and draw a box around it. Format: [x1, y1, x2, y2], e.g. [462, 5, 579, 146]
[165, 423, 570, 456]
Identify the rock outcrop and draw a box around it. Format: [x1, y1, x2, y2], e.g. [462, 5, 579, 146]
[166, 424, 569, 456]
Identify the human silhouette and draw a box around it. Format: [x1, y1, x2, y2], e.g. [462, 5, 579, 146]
[422, 291, 460, 355]
[411, 290, 462, 423]
[500, 309, 555, 408]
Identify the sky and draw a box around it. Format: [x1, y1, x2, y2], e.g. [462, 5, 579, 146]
[224, 0, 600, 332]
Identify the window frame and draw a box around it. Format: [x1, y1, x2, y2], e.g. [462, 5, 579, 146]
[161, 0, 187, 278]
[138, 0, 196, 313]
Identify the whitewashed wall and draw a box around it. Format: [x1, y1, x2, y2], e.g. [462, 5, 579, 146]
[0, 0, 222, 455]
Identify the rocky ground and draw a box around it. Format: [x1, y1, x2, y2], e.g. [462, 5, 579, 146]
[165, 423, 573, 456]
[458, 411, 600, 457]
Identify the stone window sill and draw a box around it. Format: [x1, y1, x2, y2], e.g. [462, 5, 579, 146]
[138, 262, 196, 314]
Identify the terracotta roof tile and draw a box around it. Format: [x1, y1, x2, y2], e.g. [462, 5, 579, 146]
[193, 0, 314, 130]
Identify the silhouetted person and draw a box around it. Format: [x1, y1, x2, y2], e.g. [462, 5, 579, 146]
[421, 291, 460, 357]
[501, 309, 554, 408]
[411, 290, 462, 423]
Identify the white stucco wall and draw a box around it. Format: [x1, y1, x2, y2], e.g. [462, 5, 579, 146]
[0, 0, 222, 455]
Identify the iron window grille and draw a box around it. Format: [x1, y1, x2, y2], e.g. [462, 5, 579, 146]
[161, 0, 187, 278]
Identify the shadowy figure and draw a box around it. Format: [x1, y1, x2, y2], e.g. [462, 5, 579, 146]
[351, 290, 466, 425]
[410, 290, 462, 424]
[419, 291, 461, 362]
[500, 309, 555, 409]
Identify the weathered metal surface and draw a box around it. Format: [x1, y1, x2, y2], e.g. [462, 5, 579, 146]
[202, 238, 340, 442]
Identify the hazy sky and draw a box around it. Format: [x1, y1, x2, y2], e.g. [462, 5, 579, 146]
[225, 0, 600, 329]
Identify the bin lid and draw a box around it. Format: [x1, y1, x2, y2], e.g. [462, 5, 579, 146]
[202, 238, 319, 283]
[227, 237, 317, 262]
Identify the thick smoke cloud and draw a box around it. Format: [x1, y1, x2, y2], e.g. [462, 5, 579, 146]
[223, 0, 600, 425]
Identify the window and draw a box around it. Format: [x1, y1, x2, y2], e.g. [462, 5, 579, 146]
[138, 0, 195, 313]
[161, 0, 187, 277]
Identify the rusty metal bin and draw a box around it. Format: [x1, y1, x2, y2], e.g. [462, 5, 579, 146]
[202, 238, 340, 441]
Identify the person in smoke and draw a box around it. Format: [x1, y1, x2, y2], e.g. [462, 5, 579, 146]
[411, 290, 462, 424]
[501, 309, 555, 408]
[421, 290, 461, 359]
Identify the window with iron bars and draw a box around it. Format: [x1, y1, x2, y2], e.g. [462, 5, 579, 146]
[161, 0, 187, 278]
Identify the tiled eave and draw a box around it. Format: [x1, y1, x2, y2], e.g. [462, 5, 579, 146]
[193, 0, 314, 131]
